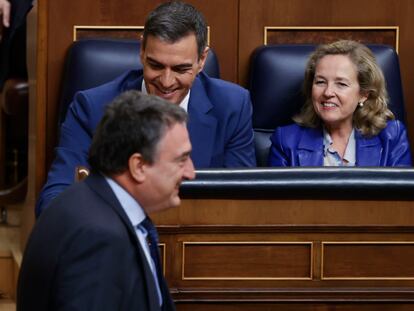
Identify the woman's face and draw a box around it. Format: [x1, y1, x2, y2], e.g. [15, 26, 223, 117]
[311, 54, 367, 130]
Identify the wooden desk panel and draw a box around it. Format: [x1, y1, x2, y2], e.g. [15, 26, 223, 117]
[182, 241, 312, 280]
[150, 169, 414, 311]
[155, 199, 414, 226]
[322, 242, 414, 279]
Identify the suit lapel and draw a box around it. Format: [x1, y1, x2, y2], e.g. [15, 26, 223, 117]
[121, 71, 143, 92]
[297, 127, 324, 166]
[132, 72, 217, 168]
[84, 173, 134, 232]
[187, 77, 217, 168]
[85, 173, 163, 311]
[356, 131, 381, 166]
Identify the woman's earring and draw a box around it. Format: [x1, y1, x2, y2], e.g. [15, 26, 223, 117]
[358, 101, 364, 107]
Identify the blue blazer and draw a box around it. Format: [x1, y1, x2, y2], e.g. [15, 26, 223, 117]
[36, 70, 255, 216]
[18, 173, 174, 311]
[268, 120, 412, 167]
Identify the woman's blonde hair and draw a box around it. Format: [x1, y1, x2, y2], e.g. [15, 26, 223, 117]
[293, 40, 394, 136]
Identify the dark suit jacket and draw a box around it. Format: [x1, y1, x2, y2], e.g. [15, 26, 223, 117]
[0, 0, 33, 89]
[35, 69, 255, 216]
[268, 120, 412, 167]
[18, 173, 175, 311]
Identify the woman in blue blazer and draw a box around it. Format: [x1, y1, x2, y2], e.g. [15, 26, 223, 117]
[268, 40, 412, 167]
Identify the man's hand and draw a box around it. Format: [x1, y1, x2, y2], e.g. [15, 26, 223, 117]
[0, 0, 10, 28]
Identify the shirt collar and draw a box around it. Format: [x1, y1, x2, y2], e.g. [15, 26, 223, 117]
[343, 129, 356, 164]
[105, 176, 146, 227]
[323, 128, 356, 165]
[141, 79, 190, 112]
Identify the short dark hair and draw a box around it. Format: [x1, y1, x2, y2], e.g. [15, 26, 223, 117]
[142, 1, 208, 58]
[89, 90, 187, 175]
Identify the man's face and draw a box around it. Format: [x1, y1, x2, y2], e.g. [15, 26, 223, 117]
[141, 122, 195, 214]
[140, 34, 208, 105]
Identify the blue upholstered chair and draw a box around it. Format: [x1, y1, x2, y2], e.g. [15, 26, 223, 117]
[249, 44, 406, 166]
[58, 38, 220, 125]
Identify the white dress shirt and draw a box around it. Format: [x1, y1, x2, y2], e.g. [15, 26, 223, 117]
[141, 79, 190, 112]
[323, 128, 356, 166]
[105, 177, 163, 306]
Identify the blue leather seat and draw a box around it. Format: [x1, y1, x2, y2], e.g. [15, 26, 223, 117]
[58, 38, 221, 125]
[249, 44, 406, 166]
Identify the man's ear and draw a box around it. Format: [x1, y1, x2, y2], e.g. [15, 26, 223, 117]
[197, 46, 209, 73]
[128, 153, 146, 183]
[139, 48, 144, 64]
[139, 36, 145, 64]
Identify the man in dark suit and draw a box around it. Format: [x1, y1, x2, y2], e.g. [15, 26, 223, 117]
[35, 1, 256, 217]
[17, 90, 195, 310]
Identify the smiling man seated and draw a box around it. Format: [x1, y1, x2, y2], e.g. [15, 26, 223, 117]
[35, 1, 256, 217]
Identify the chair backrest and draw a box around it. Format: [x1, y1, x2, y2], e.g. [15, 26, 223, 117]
[58, 38, 221, 125]
[249, 44, 406, 166]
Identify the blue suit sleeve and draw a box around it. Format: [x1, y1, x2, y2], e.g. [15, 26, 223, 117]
[223, 89, 256, 167]
[386, 120, 412, 166]
[268, 127, 289, 167]
[35, 93, 95, 217]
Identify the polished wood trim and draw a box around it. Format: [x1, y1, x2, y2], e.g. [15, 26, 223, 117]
[159, 242, 166, 275]
[0, 178, 27, 205]
[171, 286, 414, 302]
[0, 250, 15, 300]
[321, 241, 414, 280]
[74, 166, 89, 182]
[157, 225, 414, 234]
[0, 250, 11, 258]
[264, 26, 399, 53]
[181, 241, 313, 281]
[73, 25, 144, 41]
[73, 25, 211, 45]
